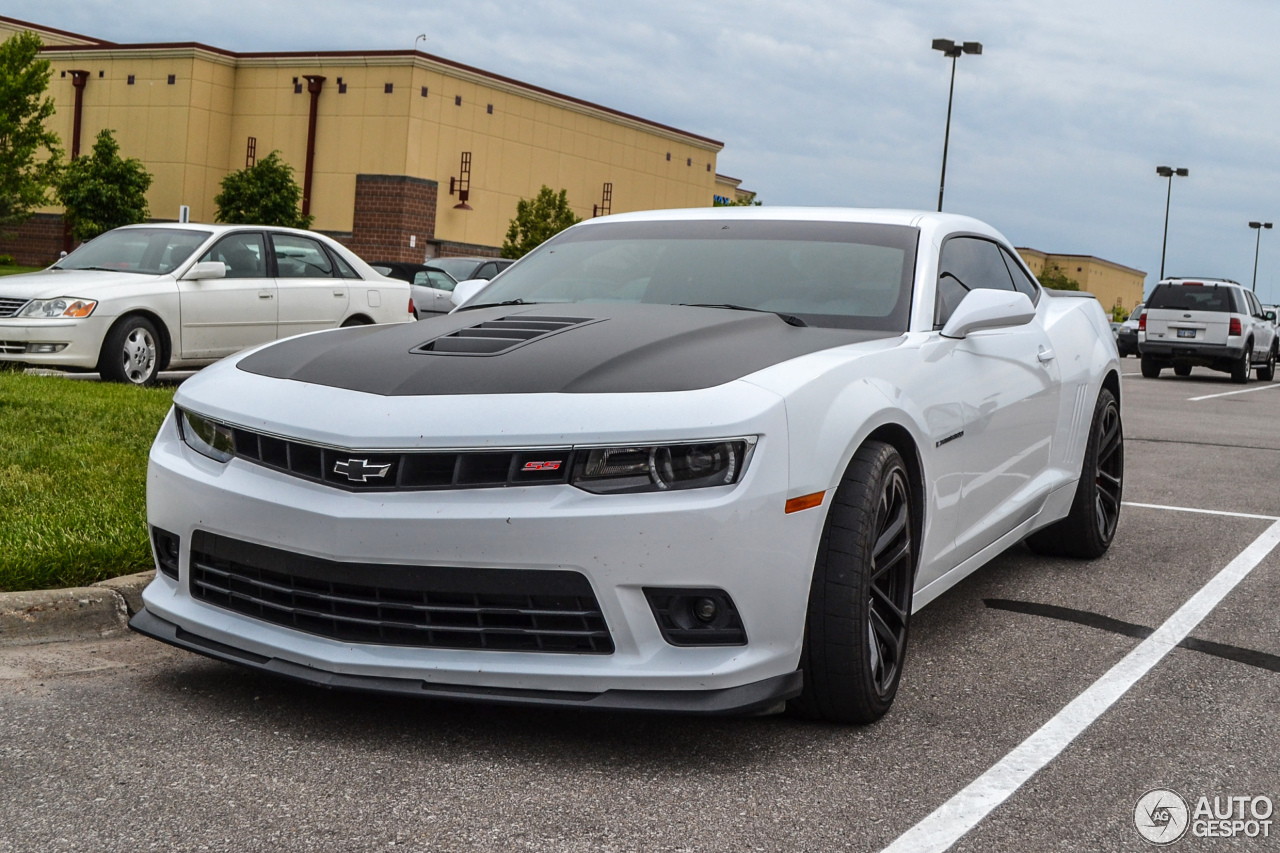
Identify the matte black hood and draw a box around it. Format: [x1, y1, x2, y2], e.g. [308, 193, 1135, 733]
[237, 303, 898, 395]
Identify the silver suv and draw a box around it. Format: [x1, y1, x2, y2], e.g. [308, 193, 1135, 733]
[1139, 278, 1278, 382]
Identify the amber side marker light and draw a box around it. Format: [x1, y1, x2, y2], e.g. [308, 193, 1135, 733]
[785, 492, 826, 514]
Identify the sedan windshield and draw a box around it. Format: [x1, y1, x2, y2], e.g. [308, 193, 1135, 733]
[472, 220, 918, 330]
[56, 228, 212, 275]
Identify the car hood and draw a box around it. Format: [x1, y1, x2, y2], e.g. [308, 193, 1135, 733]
[237, 303, 900, 395]
[0, 268, 167, 300]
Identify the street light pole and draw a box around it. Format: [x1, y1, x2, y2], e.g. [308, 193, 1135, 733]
[1155, 166, 1188, 280]
[1249, 221, 1273, 292]
[932, 39, 982, 213]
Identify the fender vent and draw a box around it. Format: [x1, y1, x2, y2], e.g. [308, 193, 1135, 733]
[412, 316, 595, 356]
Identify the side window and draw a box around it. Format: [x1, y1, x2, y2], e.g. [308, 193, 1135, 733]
[1000, 247, 1040, 300]
[476, 262, 498, 280]
[271, 234, 336, 279]
[327, 248, 361, 280]
[199, 232, 267, 279]
[427, 270, 456, 292]
[935, 237, 1015, 328]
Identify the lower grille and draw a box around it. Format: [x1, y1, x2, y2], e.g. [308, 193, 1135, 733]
[188, 531, 613, 654]
[0, 341, 25, 355]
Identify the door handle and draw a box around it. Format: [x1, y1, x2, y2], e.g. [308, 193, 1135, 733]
[258, 292, 273, 299]
[333, 290, 345, 297]
[1037, 347, 1055, 363]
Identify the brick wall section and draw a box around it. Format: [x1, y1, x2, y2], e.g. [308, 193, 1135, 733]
[346, 174, 438, 264]
[436, 240, 502, 259]
[0, 214, 64, 266]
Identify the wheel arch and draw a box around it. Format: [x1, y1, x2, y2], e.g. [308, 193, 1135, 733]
[1101, 368, 1120, 410]
[862, 422, 927, 579]
[98, 309, 173, 372]
[341, 313, 375, 327]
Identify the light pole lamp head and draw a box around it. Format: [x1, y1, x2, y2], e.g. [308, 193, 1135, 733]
[962, 42, 983, 54]
[1175, 167, 1189, 177]
[1267, 223, 1274, 229]
[932, 38, 955, 53]
[1251, 221, 1263, 229]
[1156, 166, 1173, 177]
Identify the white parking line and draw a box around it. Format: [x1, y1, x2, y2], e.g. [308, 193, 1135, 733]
[881, 516, 1280, 853]
[1187, 383, 1280, 402]
[1121, 501, 1280, 521]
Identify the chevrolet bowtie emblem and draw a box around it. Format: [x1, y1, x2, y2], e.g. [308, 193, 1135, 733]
[333, 458, 392, 482]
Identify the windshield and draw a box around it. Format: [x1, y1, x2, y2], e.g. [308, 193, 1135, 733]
[57, 228, 212, 275]
[472, 220, 919, 330]
[1148, 285, 1239, 313]
[429, 258, 482, 280]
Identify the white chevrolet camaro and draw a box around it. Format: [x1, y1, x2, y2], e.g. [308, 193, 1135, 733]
[133, 208, 1124, 723]
[0, 224, 412, 384]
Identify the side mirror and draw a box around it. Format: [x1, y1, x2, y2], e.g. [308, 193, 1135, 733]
[183, 261, 226, 281]
[1267, 311, 1276, 323]
[941, 289, 1036, 339]
[450, 278, 488, 308]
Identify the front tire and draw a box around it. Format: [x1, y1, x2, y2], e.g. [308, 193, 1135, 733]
[1258, 345, 1276, 382]
[98, 316, 160, 386]
[791, 441, 916, 724]
[1173, 364, 1192, 377]
[1026, 388, 1123, 559]
[1140, 356, 1161, 378]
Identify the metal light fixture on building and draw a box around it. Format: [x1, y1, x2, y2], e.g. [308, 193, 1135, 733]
[1155, 166, 1189, 280]
[931, 38, 982, 212]
[1249, 221, 1273, 292]
[450, 152, 473, 210]
[593, 182, 612, 217]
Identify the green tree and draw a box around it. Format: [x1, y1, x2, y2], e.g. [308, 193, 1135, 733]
[0, 31, 63, 232]
[502, 186, 581, 258]
[713, 193, 761, 207]
[213, 151, 312, 229]
[56, 129, 152, 243]
[1036, 262, 1081, 291]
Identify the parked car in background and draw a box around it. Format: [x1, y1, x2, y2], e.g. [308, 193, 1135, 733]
[1139, 279, 1276, 382]
[425, 256, 513, 283]
[1116, 303, 1142, 356]
[368, 261, 461, 318]
[0, 224, 412, 385]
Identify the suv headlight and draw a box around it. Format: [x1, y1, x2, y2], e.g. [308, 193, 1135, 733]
[177, 408, 235, 463]
[18, 298, 97, 318]
[571, 440, 753, 494]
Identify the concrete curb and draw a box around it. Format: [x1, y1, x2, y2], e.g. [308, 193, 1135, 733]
[0, 570, 155, 647]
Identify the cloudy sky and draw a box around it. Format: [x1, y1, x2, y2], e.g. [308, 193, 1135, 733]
[12, 0, 1280, 300]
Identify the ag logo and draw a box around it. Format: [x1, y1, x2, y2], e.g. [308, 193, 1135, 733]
[1135, 789, 1190, 845]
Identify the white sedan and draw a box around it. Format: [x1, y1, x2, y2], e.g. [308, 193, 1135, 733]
[0, 224, 412, 384]
[132, 208, 1123, 723]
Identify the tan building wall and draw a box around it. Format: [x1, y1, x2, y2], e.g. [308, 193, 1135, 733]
[1018, 248, 1146, 316]
[1, 16, 724, 259]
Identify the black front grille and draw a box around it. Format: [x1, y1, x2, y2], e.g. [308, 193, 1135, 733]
[230, 426, 573, 492]
[412, 316, 595, 356]
[0, 341, 24, 355]
[0, 297, 28, 318]
[188, 531, 613, 654]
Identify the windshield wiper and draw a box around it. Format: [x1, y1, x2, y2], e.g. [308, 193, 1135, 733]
[55, 266, 149, 274]
[455, 298, 535, 312]
[678, 303, 808, 327]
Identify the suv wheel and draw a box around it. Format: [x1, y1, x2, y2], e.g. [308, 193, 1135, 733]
[1174, 364, 1192, 377]
[1231, 340, 1252, 384]
[1258, 345, 1276, 382]
[1140, 356, 1162, 378]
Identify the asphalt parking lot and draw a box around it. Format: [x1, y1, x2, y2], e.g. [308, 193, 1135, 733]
[2, 361, 1278, 852]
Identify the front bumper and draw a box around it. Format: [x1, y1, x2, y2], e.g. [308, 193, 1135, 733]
[143, 399, 822, 703]
[0, 316, 109, 368]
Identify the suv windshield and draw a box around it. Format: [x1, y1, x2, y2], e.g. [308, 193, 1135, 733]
[472, 220, 919, 330]
[56, 228, 212, 275]
[1148, 284, 1239, 313]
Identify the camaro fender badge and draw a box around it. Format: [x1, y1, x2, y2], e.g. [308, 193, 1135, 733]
[935, 431, 964, 448]
[333, 458, 393, 482]
[522, 460, 562, 471]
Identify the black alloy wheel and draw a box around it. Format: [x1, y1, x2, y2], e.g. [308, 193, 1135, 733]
[792, 440, 916, 724]
[1026, 387, 1123, 558]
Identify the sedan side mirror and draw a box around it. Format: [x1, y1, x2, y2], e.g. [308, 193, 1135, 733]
[183, 261, 226, 281]
[1267, 311, 1277, 323]
[941, 289, 1036, 339]
[450, 278, 488, 308]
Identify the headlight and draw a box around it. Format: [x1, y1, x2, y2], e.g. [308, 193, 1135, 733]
[177, 408, 235, 463]
[18, 298, 97, 318]
[571, 440, 753, 494]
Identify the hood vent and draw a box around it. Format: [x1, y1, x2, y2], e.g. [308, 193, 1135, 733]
[412, 315, 596, 356]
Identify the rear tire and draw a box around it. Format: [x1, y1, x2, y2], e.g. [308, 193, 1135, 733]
[791, 441, 917, 725]
[1173, 364, 1192, 377]
[1140, 356, 1161, 378]
[340, 315, 373, 328]
[98, 315, 160, 386]
[1231, 341, 1252, 384]
[1258, 345, 1276, 382]
[1026, 388, 1123, 559]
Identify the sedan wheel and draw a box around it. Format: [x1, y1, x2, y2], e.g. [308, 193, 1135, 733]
[99, 316, 161, 386]
[791, 440, 916, 724]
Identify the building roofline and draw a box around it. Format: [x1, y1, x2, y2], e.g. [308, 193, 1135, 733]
[715, 173, 743, 185]
[31, 33, 723, 150]
[1015, 247, 1146, 277]
[0, 14, 112, 45]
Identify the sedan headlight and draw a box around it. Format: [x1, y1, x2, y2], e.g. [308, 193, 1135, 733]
[18, 298, 97, 318]
[177, 408, 235, 463]
[571, 440, 753, 494]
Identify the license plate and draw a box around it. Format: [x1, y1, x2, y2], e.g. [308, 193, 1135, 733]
[1177, 328, 1197, 338]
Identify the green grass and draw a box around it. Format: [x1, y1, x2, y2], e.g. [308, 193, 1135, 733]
[0, 265, 43, 276]
[0, 371, 175, 591]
